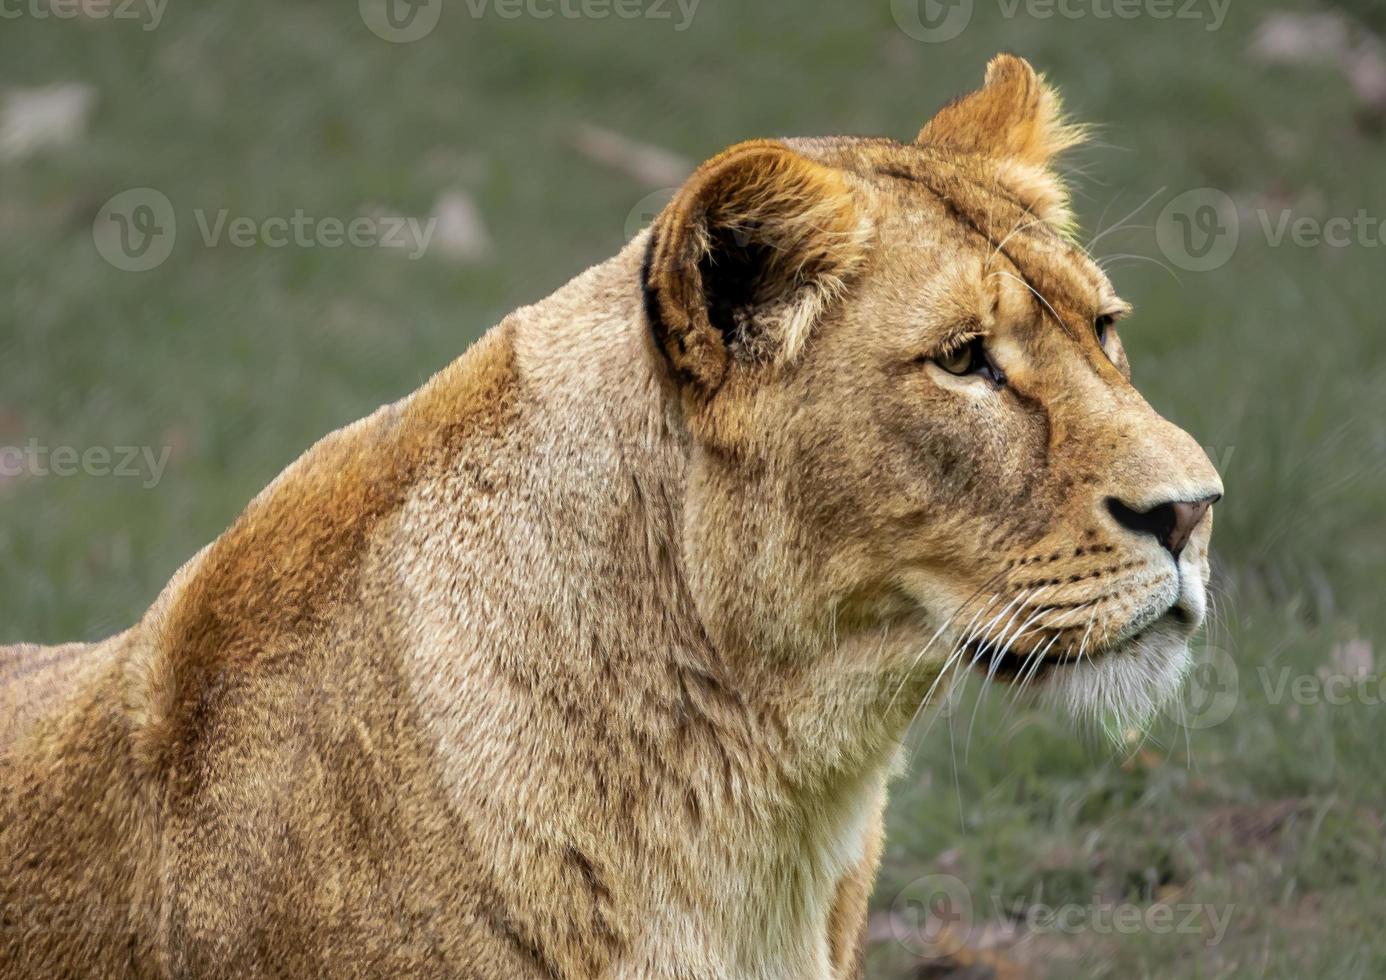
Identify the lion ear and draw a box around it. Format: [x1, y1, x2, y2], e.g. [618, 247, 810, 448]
[643, 140, 870, 393]
[917, 54, 1086, 228]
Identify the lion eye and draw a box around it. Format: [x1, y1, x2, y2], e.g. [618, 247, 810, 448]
[932, 338, 1005, 384]
[1095, 314, 1115, 345]
[936, 343, 977, 375]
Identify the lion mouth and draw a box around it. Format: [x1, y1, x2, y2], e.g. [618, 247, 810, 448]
[944, 572, 1203, 691]
[967, 636, 1085, 682]
[968, 615, 1170, 684]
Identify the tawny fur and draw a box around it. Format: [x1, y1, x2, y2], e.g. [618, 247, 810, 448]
[1, 55, 1220, 979]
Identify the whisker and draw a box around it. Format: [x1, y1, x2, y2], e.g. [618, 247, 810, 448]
[983, 210, 1045, 274]
[1075, 604, 1100, 673]
[909, 593, 1005, 747]
[1087, 185, 1166, 253]
[965, 588, 1042, 761]
[885, 566, 1011, 721]
[1018, 632, 1063, 699]
[1095, 252, 1183, 285]
[987, 270, 1075, 342]
[1002, 631, 1054, 714]
[986, 593, 1069, 726]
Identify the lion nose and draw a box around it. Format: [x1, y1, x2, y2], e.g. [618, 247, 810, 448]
[1105, 494, 1220, 559]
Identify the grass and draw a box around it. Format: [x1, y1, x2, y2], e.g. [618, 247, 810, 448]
[2, 0, 1384, 975]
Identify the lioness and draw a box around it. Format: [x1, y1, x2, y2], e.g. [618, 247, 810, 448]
[1, 55, 1221, 979]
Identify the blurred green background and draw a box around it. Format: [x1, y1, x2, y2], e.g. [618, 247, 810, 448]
[2, 0, 1384, 976]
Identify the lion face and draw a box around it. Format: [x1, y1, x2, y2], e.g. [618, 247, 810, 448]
[644, 56, 1221, 730]
[780, 172, 1221, 729]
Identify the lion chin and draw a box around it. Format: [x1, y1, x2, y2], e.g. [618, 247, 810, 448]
[1038, 616, 1193, 741]
[1040, 566, 1210, 737]
[915, 553, 1211, 742]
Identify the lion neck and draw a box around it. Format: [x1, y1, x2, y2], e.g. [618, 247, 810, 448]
[392, 237, 909, 958]
[508, 233, 913, 776]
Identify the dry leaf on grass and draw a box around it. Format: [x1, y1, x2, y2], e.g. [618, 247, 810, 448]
[428, 190, 493, 263]
[571, 123, 693, 188]
[0, 83, 96, 162]
[1250, 12, 1386, 120]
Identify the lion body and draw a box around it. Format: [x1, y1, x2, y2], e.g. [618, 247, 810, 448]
[1, 56, 1221, 979]
[1, 240, 882, 979]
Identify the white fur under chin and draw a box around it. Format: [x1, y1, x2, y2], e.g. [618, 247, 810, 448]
[1039, 620, 1192, 742]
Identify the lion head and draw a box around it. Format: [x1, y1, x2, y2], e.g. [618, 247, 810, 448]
[642, 54, 1222, 733]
